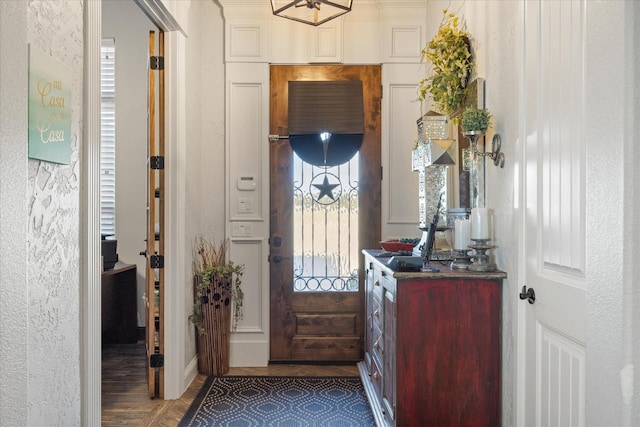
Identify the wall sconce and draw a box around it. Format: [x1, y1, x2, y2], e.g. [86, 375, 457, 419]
[485, 134, 505, 168]
[464, 132, 505, 168]
[271, 1, 353, 26]
[463, 131, 505, 209]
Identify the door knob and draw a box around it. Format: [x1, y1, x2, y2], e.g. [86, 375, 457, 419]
[519, 286, 536, 304]
[271, 255, 282, 263]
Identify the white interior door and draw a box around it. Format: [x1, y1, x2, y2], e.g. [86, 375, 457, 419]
[520, 1, 586, 425]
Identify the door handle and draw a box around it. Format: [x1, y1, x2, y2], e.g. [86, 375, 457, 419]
[519, 286, 536, 304]
[271, 255, 282, 263]
[140, 249, 148, 257]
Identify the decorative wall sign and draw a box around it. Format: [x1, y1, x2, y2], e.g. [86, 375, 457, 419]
[28, 45, 72, 164]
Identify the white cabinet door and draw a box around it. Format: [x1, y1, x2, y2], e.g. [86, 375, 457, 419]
[520, 1, 586, 425]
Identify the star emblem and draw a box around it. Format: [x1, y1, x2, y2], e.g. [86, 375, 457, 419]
[310, 173, 341, 204]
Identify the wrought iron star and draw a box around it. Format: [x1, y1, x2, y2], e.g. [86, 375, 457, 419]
[312, 175, 340, 201]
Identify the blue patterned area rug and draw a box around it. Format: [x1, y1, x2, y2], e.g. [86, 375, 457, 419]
[178, 376, 375, 427]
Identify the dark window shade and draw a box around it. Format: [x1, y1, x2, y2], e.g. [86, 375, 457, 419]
[288, 81, 364, 167]
[288, 81, 364, 135]
[289, 134, 363, 167]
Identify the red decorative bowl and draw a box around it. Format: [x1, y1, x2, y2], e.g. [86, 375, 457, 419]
[380, 240, 416, 252]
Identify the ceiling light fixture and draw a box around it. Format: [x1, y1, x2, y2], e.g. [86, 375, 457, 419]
[271, 1, 353, 26]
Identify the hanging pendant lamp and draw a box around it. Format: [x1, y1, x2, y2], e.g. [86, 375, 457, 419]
[271, 1, 353, 26]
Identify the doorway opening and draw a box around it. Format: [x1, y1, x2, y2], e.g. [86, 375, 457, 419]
[100, 0, 165, 414]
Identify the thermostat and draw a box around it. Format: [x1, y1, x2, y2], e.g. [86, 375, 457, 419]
[237, 176, 256, 191]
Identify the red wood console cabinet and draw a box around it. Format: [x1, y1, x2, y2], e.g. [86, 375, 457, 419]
[359, 250, 506, 427]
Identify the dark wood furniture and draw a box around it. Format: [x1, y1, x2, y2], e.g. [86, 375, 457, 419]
[102, 262, 137, 345]
[359, 250, 506, 427]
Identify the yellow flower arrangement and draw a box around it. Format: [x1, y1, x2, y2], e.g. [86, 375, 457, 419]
[418, 9, 474, 116]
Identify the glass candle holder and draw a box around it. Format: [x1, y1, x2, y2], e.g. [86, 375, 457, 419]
[463, 131, 485, 209]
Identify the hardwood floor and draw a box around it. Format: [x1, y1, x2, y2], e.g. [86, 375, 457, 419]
[102, 342, 360, 426]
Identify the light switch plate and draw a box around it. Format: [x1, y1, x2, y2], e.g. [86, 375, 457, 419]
[238, 197, 253, 213]
[232, 222, 252, 237]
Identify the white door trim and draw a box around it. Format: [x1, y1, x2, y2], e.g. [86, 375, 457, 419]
[82, 1, 102, 425]
[83, 1, 185, 423]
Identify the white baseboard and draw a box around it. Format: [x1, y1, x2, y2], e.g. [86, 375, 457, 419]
[183, 355, 199, 389]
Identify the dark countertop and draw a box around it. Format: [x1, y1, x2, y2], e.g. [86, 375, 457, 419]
[363, 249, 507, 280]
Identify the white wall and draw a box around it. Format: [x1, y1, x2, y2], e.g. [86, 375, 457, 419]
[584, 2, 639, 424]
[27, 0, 83, 423]
[456, 2, 520, 424]
[0, 0, 83, 424]
[0, 1, 29, 424]
[182, 0, 226, 378]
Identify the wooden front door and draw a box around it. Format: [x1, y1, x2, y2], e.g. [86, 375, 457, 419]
[269, 65, 381, 362]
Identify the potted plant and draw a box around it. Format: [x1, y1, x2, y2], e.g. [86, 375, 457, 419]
[418, 9, 474, 117]
[189, 236, 244, 376]
[461, 107, 492, 135]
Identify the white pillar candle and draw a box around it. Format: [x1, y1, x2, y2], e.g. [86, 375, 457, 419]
[454, 219, 471, 250]
[471, 208, 490, 240]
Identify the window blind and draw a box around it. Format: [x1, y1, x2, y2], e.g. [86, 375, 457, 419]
[100, 39, 116, 237]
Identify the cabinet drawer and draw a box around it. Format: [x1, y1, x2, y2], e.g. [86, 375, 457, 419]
[372, 271, 384, 300]
[371, 292, 383, 331]
[371, 322, 383, 368]
[369, 357, 383, 402]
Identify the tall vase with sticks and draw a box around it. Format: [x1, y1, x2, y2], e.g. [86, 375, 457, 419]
[189, 237, 244, 376]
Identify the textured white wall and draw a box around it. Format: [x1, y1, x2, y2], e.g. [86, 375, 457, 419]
[1, 1, 83, 424]
[27, 0, 83, 425]
[464, 2, 520, 425]
[584, 1, 639, 424]
[0, 1, 29, 425]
